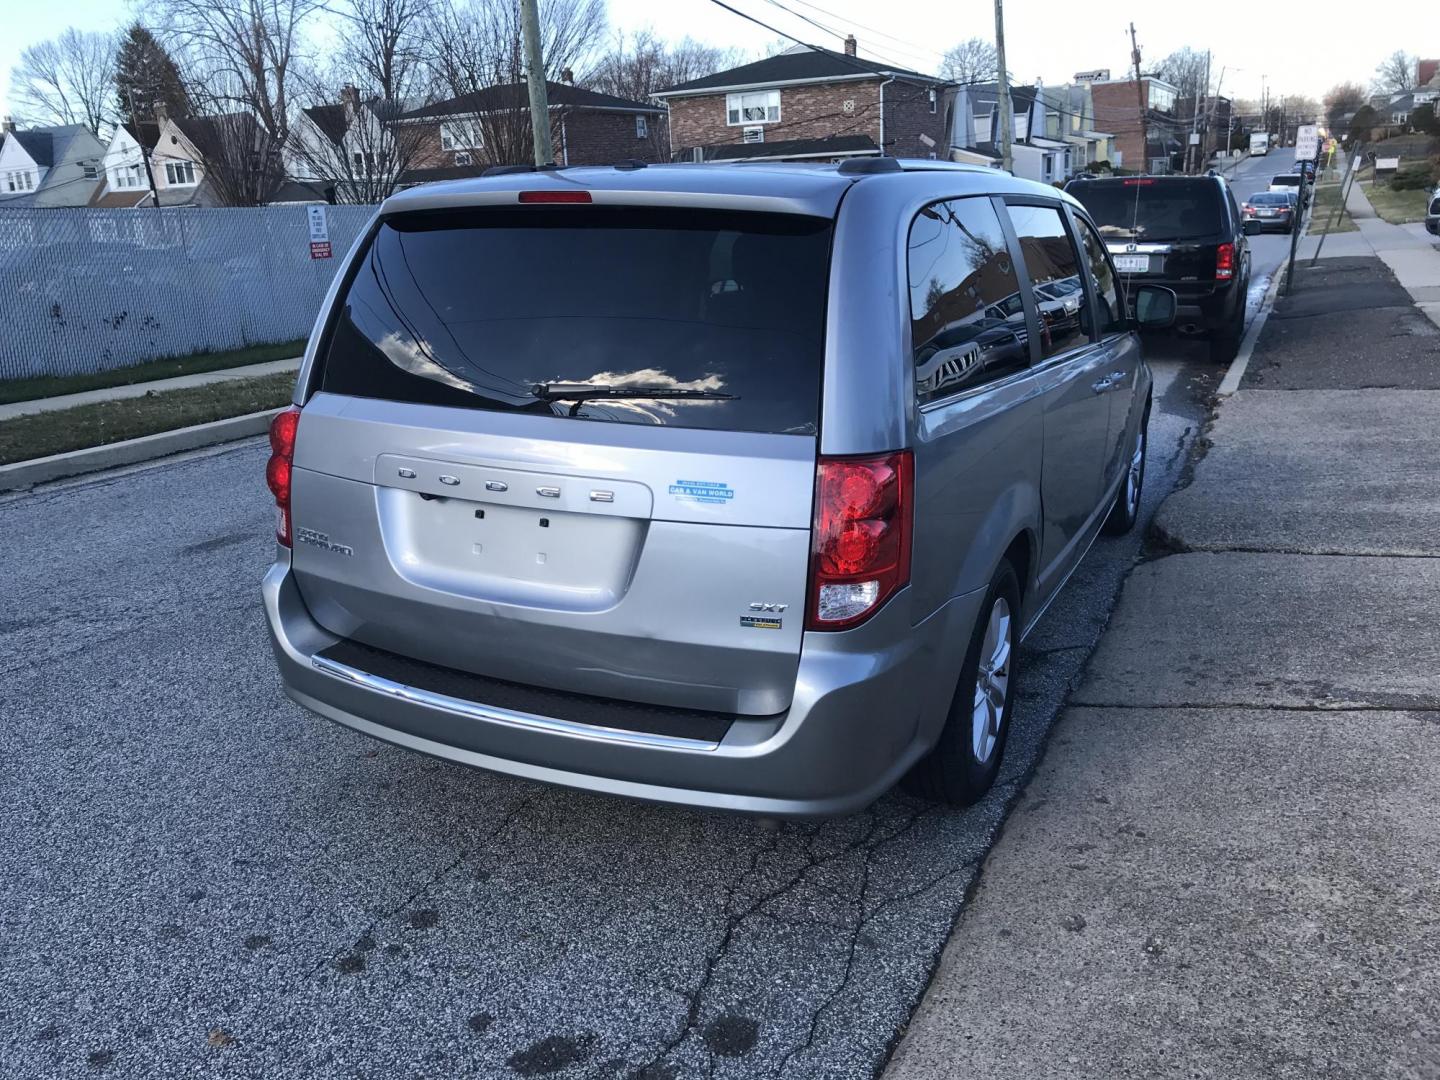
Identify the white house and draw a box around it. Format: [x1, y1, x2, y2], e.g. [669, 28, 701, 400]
[0, 121, 105, 206]
[284, 86, 397, 202]
[88, 121, 160, 207]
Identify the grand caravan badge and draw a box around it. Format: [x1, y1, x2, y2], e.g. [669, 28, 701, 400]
[295, 527, 353, 556]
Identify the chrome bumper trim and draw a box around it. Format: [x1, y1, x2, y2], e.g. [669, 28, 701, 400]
[310, 654, 722, 753]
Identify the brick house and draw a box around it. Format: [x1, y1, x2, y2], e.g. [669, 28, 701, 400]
[1088, 76, 1182, 173]
[653, 40, 948, 162]
[395, 81, 667, 182]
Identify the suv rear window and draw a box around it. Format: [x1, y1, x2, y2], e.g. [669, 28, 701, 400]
[1271, 175, 1301, 188]
[318, 206, 833, 435]
[1251, 193, 1291, 205]
[1066, 178, 1224, 242]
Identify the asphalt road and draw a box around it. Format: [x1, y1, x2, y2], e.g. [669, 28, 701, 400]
[0, 209, 1244, 1078]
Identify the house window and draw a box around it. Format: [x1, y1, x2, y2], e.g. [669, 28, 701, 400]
[440, 118, 483, 151]
[112, 165, 143, 189]
[636, 114, 648, 139]
[164, 160, 196, 185]
[4, 170, 35, 192]
[929, 89, 937, 115]
[726, 90, 780, 125]
[83, 163, 98, 179]
[454, 151, 473, 167]
[352, 150, 376, 173]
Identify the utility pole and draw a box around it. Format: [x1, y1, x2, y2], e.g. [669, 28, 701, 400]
[519, 0, 553, 167]
[1129, 23, 1147, 173]
[1199, 49, 1211, 171]
[994, 0, 1013, 173]
[125, 89, 161, 210]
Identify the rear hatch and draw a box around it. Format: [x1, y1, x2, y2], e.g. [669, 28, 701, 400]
[289, 201, 833, 716]
[1068, 177, 1227, 290]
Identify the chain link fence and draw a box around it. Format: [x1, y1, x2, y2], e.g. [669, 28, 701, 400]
[0, 205, 376, 381]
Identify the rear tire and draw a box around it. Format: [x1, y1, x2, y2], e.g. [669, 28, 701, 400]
[1209, 296, 1245, 364]
[902, 561, 1021, 806]
[1102, 414, 1147, 535]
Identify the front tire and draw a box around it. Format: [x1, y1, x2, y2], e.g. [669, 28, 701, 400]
[903, 561, 1021, 806]
[1102, 414, 1147, 535]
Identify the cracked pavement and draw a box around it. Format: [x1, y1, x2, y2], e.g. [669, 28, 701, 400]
[0, 347, 1215, 1079]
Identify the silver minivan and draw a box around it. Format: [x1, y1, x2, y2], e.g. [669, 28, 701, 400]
[263, 160, 1172, 816]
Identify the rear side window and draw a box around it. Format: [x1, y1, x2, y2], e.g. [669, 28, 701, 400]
[318, 206, 833, 435]
[1068, 179, 1224, 242]
[907, 197, 1029, 403]
[1006, 204, 1088, 359]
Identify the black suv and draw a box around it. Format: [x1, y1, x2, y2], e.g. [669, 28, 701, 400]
[1065, 174, 1250, 362]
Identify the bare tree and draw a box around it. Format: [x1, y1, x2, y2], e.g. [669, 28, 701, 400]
[1154, 47, 1208, 105]
[1372, 50, 1415, 95]
[287, 80, 431, 203]
[10, 29, 118, 135]
[332, 0, 436, 104]
[586, 30, 742, 101]
[154, 0, 322, 142]
[939, 37, 997, 85]
[1323, 81, 1367, 126]
[422, 0, 606, 97]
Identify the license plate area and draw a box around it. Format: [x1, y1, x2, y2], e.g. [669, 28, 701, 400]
[1113, 254, 1150, 273]
[376, 487, 647, 612]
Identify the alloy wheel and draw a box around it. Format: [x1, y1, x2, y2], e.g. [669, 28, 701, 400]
[971, 597, 1013, 764]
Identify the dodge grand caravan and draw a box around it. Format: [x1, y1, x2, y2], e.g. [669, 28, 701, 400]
[263, 160, 1175, 816]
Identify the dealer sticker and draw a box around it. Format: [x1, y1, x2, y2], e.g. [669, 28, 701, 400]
[669, 479, 734, 505]
[740, 615, 782, 630]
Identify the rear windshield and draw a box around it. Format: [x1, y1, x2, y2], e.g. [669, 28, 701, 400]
[1251, 193, 1292, 206]
[318, 206, 833, 434]
[1430, 198, 1440, 216]
[1271, 175, 1301, 188]
[1066, 179, 1224, 242]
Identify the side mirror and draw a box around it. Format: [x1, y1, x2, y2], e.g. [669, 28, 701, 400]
[1133, 284, 1177, 329]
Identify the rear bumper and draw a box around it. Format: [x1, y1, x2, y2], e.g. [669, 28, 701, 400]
[263, 563, 981, 817]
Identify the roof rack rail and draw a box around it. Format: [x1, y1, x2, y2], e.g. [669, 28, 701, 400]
[480, 163, 564, 178]
[837, 157, 902, 175]
[612, 159, 649, 170]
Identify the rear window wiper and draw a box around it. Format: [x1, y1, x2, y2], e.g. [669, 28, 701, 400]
[531, 382, 737, 416]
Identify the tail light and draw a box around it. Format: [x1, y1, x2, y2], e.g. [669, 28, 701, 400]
[807, 451, 913, 630]
[265, 406, 301, 546]
[518, 190, 591, 203]
[1215, 242, 1235, 282]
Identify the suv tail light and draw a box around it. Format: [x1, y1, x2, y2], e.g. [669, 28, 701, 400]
[265, 406, 301, 546]
[807, 451, 913, 630]
[1215, 242, 1235, 281]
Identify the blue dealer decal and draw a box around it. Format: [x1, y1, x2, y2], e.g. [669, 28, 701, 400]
[669, 479, 735, 505]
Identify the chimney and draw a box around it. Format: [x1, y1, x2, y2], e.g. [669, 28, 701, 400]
[561, 67, 575, 86]
[1, 116, 15, 134]
[154, 103, 169, 126]
[843, 34, 857, 57]
[340, 83, 361, 117]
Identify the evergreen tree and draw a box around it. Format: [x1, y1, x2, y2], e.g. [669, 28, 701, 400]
[114, 23, 190, 125]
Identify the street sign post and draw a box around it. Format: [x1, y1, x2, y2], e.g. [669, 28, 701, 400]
[307, 205, 332, 260]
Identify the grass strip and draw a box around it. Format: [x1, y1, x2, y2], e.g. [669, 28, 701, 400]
[1308, 182, 1359, 234]
[0, 372, 294, 466]
[0, 340, 304, 406]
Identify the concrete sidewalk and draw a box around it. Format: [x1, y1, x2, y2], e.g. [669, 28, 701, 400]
[0, 356, 301, 422]
[884, 257, 1440, 1079]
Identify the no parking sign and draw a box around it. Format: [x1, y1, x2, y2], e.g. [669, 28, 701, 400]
[307, 205, 332, 259]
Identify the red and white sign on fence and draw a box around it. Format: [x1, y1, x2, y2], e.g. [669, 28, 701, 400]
[307, 205, 332, 260]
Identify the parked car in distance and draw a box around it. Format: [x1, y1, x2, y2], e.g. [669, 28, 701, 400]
[1242, 191, 1298, 233]
[263, 160, 1175, 817]
[1427, 189, 1440, 236]
[1291, 160, 1316, 179]
[1269, 172, 1307, 208]
[1066, 173, 1250, 361]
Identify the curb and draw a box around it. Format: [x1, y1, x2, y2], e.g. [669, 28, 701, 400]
[1218, 264, 1286, 397]
[0, 408, 282, 493]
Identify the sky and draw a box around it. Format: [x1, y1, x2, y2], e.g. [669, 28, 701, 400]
[0, 0, 1420, 122]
